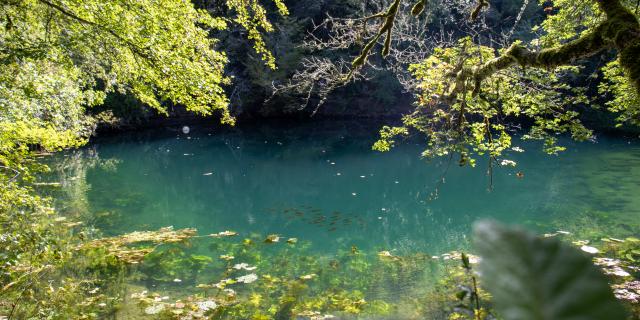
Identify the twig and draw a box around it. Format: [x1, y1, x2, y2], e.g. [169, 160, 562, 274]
[0, 165, 20, 182]
[505, 0, 531, 41]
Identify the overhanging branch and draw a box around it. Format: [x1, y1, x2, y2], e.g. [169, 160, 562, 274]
[36, 0, 156, 63]
[447, 0, 640, 100]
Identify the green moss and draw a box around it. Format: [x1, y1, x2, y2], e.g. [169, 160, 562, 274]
[619, 39, 640, 91]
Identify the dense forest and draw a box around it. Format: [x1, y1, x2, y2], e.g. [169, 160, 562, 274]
[1, 0, 640, 319]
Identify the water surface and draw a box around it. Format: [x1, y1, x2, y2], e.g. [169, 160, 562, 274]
[47, 120, 640, 318]
[52, 120, 640, 255]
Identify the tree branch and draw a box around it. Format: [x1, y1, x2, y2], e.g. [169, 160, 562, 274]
[448, 0, 640, 100]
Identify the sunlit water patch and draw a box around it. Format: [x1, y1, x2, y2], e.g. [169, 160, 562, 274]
[46, 120, 640, 318]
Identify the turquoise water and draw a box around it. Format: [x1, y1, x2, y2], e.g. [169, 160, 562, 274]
[47, 120, 640, 318]
[52, 120, 640, 256]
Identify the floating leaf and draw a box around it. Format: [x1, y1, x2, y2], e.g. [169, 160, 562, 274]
[196, 300, 218, 311]
[581, 245, 600, 254]
[377, 251, 399, 261]
[214, 278, 236, 289]
[612, 281, 640, 303]
[236, 273, 258, 284]
[233, 263, 257, 271]
[80, 227, 197, 264]
[594, 258, 622, 267]
[211, 231, 238, 238]
[144, 304, 165, 315]
[299, 274, 317, 281]
[473, 221, 627, 320]
[603, 267, 631, 277]
[378, 251, 393, 258]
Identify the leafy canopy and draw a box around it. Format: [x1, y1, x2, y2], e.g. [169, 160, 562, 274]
[0, 0, 287, 159]
[374, 37, 593, 165]
[371, 0, 640, 165]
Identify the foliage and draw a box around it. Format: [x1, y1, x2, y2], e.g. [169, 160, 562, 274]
[539, 0, 640, 127]
[602, 236, 640, 264]
[115, 224, 640, 319]
[3, 0, 227, 133]
[599, 60, 640, 126]
[368, 0, 640, 166]
[1, 0, 291, 147]
[473, 221, 627, 320]
[120, 231, 471, 319]
[0, 178, 127, 318]
[225, 0, 289, 70]
[374, 37, 592, 164]
[83, 227, 198, 264]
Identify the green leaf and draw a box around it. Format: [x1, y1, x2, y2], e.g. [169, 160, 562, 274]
[473, 221, 627, 320]
[456, 290, 468, 301]
[461, 252, 471, 270]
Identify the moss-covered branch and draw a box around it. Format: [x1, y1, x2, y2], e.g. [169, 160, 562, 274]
[448, 0, 640, 99]
[352, 0, 401, 67]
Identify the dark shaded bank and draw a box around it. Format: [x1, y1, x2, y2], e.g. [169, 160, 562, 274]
[92, 97, 413, 136]
[92, 116, 405, 147]
[93, 100, 640, 141]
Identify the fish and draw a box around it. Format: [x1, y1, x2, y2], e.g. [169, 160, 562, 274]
[310, 216, 326, 224]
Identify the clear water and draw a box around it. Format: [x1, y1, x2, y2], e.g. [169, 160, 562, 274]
[48, 120, 640, 318]
[52, 120, 640, 255]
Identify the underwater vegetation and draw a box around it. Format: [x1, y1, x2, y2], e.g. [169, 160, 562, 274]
[22, 134, 638, 319]
[47, 221, 635, 320]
